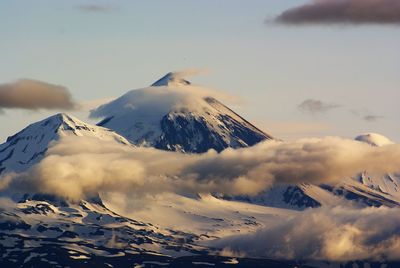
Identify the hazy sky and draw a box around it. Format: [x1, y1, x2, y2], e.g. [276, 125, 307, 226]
[1, 0, 399, 142]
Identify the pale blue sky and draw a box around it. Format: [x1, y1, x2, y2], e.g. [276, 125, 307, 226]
[1, 0, 399, 142]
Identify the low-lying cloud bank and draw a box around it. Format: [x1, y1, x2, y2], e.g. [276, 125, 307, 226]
[1, 135, 400, 201]
[0, 79, 75, 111]
[275, 0, 400, 25]
[214, 205, 400, 261]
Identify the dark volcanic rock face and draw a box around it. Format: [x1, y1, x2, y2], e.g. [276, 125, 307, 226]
[223, 184, 321, 210]
[282, 185, 321, 208]
[155, 99, 270, 153]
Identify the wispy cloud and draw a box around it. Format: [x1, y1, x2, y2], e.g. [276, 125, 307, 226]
[77, 97, 116, 112]
[350, 109, 385, 122]
[0, 79, 75, 111]
[298, 99, 341, 114]
[275, 0, 400, 25]
[363, 114, 384, 122]
[76, 4, 115, 13]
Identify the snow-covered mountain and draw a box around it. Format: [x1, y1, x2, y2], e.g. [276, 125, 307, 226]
[91, 73, 273, 153]
[344, 133, 400, 204]
[0, 195, 308, 268]
[0, 113, 130, 176]
[351, 133, 400, 200]
[226, 183, 339, 210]
[0, 193, 221, 267]
[90, 73, 400, 210]
[0, 75, 399, 266]
[234, 175, 400, 211]
[0, 113, 305, 267]
[0, 113, 212, 266]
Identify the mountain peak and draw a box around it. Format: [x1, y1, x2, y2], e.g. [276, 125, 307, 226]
[0, 113, 130, 175]
[151, 72, 191, 87]
[47, 113, 89, 129]
[53, 112, 73, 121]
[45, 112, 80, 125]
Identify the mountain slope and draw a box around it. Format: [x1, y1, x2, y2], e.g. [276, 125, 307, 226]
[227, 183, 340, 210]
[92, 73, 273, 153]
[355, 171, 400, 198]
[240, 133, 400, 210]
[0, 195, 214, 268]
[0, 113, 130, 175]
[155, 97, 271, 152]
[329, 133, 400, 206]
